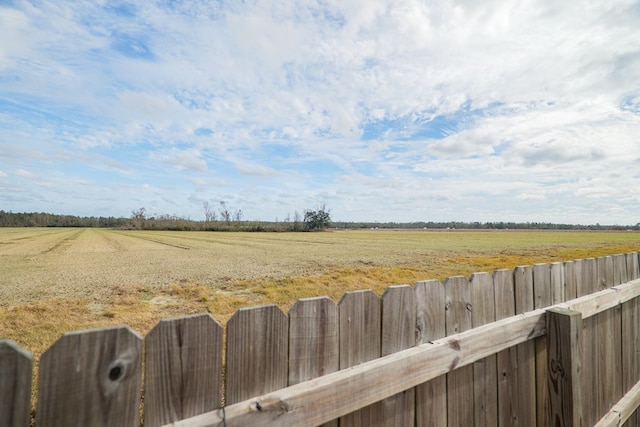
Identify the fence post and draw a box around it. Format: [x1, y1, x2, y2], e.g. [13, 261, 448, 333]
[547, 307, 583, 427]
[0, 340, 32, 427]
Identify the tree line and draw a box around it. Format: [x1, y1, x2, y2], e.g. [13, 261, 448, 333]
[1, 210, 638, 231]
[0, 205, 334, 232]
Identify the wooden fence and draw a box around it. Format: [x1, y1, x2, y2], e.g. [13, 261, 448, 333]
[2, 252, 640, 426]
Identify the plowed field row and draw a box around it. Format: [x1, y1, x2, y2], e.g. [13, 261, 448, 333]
[2, 227, 640, 367]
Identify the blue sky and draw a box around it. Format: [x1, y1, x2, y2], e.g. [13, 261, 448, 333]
[1, 0, 639, 224]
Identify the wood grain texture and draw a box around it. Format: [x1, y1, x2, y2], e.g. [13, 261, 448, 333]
[533, 263, 551, 426]
[493, 269, 518, 427]
[225, 304, 288, 405]
[444, 276, 473, 426]
[338, 290, 381, 427]
[470, 272, 497, 427]
[168, 305, 547, 427]
[379, 285, 416, 426]
[581, 259, 597, 425]
[597, 256, 613, 291]
[627, 252, 639, 280]
[288, 297, 339, 427]
[547, 308, 583, 427]
[144, 314, 223, 427]
[613, 254, 627, 286]
[594, 306, 621, 422]
[595, 258, 622, 419]
[594, 378, 640, 427]
[514, 265, 536, 426]
[564, 260, 578, 300]
[288, 297, 339, 385]
[36, 326, 142, 427]
[550, 262, 565, 304]
[414, 279, 446, 427]
[0, 340, 32, 427]
[621, 295, 640, 427]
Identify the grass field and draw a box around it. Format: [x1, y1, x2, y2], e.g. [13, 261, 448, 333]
[2, 227, 640, 365]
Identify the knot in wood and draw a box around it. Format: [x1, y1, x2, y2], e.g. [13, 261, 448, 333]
[108, 362, 124, 382]
[550, 359, 565, 377]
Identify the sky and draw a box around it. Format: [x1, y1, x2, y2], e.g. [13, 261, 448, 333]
[1, 0, 640, 225]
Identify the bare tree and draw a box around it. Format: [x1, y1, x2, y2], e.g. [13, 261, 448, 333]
[203, 201, 217, 222]
[219, 201, 232, 226]
[130, 207, 146, 229]
[293, 210, 301, 231]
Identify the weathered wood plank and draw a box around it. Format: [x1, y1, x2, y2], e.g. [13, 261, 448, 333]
[144, 314, 223, 427]
[225, 305, 288, 405]
[625, 253, 640, 425]
[555, 278, 640, 318]
[627, 252, 639, 280]
[621, 294, 640, 427]
[595, 257, 621, 419]
[581, 258, 598, 425]
[533, 263, 551, 426]
[36, 326, 142, 427]
[550, 262, 565, 304]
[288, 297, 339, 427]
[0, 340, 32, 427]
[168, 306, 547, 427]
[594, 378, 640, 427]
[288, 297, 339, 384]
[379, 285, 416, 426]
[445, 276, 473, 426]
[514, 265, 536, 426]
[613, 254, 627, 286]
[603, 256, 615, 288]
[597, 256, 612, 290]
[547, 308, 583, 427]
[493, 269, 518, 427]
[338, 290, 381, 426]
[470, 272, 497, 427]
[414, 279, 446, 427]
[564, 260, 578, 300]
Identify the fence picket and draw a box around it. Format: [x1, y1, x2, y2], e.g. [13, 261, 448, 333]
[414, 279, 446, 427]
[597, 256, 623, 415]
[550, 262, 565, 304]
[514, 265, 536, 425]
[444, 276, 473, 426]
[0, 340, 32, 427]
[288, 297, 339, 427]
[36, 326, 142, 427]
[144, 314, 223, 427]
[582, 258, 599, 425]
[564, 260, 577, 300]
[620, 254, 640, 426]
[628, 252, 640, 280]
[225, 304, 288, 405]
[470, 272, 498, 426]
[493, 269, 517, 427]
[379, 285, 416, 426]
[338, 290, 382, 426]
[614, 254, 628, 285]
[533, 263, 552, 425]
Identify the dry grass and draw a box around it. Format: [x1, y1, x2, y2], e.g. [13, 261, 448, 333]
[2, 227, 640, 371]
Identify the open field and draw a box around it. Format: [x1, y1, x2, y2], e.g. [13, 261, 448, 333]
[2, 227, 640, 366]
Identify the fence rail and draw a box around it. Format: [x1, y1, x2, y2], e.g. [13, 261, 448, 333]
[2, 252, 640, 426]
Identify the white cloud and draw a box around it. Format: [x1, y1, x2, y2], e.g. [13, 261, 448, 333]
[0, 0, 639, 223]
[14, 169, 34, 178]
[151, 149, 208, 173]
